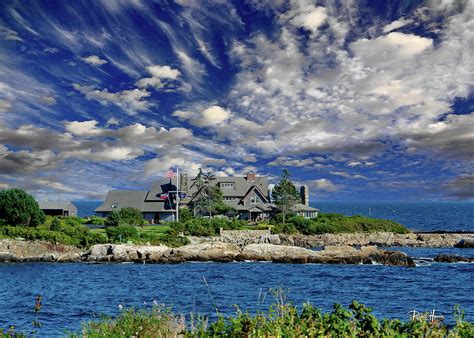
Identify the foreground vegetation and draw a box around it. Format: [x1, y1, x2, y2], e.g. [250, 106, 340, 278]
[2, 299, 471, 337]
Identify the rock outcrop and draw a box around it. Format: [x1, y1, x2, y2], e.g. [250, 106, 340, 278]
[434, 254, 474, 263]
[0, 239, 81, 263]
[454, 238, 474, 248]
[79, 242, 415, 266]
[280, 232, 473, 248]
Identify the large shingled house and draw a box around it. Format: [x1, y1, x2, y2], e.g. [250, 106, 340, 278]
[95, 173, 318, 223]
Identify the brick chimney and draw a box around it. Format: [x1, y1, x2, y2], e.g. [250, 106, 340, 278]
[246, 173, 256, 182]
[300, 185, 309, 206]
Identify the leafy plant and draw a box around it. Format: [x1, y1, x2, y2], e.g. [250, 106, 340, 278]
[0, 189, 45, 227]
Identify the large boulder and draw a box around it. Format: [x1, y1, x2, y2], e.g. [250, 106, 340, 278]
[454, 238, 474, 248]
[57, 252, 82, 263]
[169, 242, 239, 262]
[238, 244, 316, 263]
[434, 254, 474, 263]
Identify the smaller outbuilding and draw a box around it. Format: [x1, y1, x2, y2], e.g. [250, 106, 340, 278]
[38, 201, 77, 217]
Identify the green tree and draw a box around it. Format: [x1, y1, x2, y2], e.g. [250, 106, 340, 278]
[0, 188, 45, 226]
[118, 207, 144, 226]
[104, 208, 144, 227]
[51, 217, 61, 231]
[190, 169, 223, 217]
[271, 169, 300, 225]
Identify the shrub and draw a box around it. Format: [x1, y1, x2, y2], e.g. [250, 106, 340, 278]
[0, 188, 45, 226]
[104, 211, 122, 227]
[270, 212, 409, 235]
[105, 225, 138, 242]
[0, 224, 105, 248]
[51, 217, 61, 231]
[89, 216, 105, 225]
[104, 208, 144, 227]
[78, 300, 473, 337]
[118, 207, 144, 226]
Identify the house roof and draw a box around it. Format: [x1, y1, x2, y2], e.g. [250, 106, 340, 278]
[38, 201, 77, 211]
[185, 175, 269, 198]
[146, 179, 178, 201]
[94, 190, 176, 213]
[291, 203, 319, 212]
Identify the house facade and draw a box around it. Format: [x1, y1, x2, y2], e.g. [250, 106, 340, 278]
[95, 173, 318, 223]
[38, 201, 77, 217]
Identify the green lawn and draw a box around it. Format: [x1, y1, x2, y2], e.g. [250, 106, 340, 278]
[90, 225, 171, 240]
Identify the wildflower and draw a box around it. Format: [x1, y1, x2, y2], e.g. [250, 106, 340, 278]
[153, 300, 158, 305]
[118, 304, 123, 310]
[143, 301, 147, 305]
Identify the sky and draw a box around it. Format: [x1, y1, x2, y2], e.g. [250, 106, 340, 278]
[0, 0, 473, 202]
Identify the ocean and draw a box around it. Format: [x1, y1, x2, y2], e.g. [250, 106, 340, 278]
[0, 258, 472, 336]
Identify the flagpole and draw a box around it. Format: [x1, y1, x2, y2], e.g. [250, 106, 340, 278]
[176, 166, 179, 223]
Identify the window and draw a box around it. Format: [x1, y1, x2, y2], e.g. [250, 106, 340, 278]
[220, 182, 234, 188]
[250, 196, 260, 205]
[111, 203, 119, 208]
[224, 197, 234, 201]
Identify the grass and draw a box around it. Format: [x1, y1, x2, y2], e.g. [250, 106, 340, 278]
[90, 225, 171, 240]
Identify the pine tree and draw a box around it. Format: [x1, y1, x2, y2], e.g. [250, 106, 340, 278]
[271, 169, 300, 224]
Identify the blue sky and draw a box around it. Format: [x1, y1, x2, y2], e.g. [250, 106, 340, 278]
[0, 0, 473, 202]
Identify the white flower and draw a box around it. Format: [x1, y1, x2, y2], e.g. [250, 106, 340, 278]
[118, 304, 123, 309]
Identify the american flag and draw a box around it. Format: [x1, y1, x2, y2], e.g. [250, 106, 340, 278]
[165, 169, 176, 179]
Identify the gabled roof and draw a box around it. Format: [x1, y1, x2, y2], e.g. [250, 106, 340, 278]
[237, 185, 269, 205]
[291, 203, 319, 212]
[185, 175, 269, 198]
[145, 179, 178, 201]
[38, 201, 77, 211]
[94, 190, 176, 213]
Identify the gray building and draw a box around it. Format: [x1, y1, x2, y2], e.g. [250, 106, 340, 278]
[95, 173, 318, 223]
[38, 201, 77, 217]
[95, 179, 179, 223]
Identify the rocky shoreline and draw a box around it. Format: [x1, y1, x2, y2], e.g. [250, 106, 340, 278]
[1, 232, 472, 266]
[0, 239, 415, 266]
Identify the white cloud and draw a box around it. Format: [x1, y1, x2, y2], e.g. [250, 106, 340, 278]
[73, 83, 151, 114]
[329, 171, 366, 179]
[143, 156, 201, 176]
[311, 179, 338, 192]
[175, 105, 232, 127]
[383, 18, 414, 33]
[40, 96, 57, 105]
[350, 32, 433, 64]
[81, 55, 108, 66]
[0, 99, 12, 113]
[288, 5, 327, 33]
[106, 117, 120, 126]
[136, 65, 181, 90]
[0, 25, 22, 41]
[65, 120, 102, 136]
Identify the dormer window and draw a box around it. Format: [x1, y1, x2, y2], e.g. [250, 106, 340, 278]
[250, 196, 260, 205]
[220, 182, 234, 188]
[111, 203, 119, 208]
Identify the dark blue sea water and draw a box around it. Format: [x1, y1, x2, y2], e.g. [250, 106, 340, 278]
[74, 200, 474, 232]
[0, 257, 473, 336]
[72, 200, 102, 218]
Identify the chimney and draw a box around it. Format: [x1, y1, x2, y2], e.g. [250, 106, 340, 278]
[246, 173, 256, 182]
[180, 173, 188, 192]
[300, 185, 309, 206]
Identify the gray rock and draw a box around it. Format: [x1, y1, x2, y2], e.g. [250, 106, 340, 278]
[434, 254, 473, 263]
[455, 238, 474, 248]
